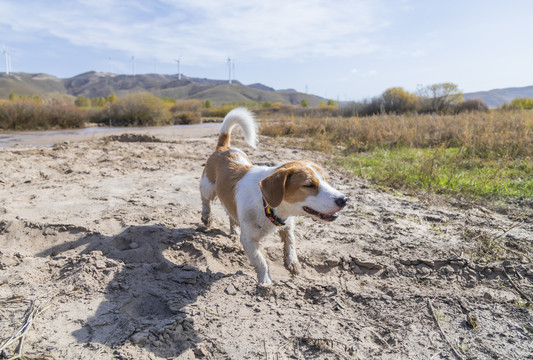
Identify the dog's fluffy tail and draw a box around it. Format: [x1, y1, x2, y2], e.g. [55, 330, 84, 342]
[216, 107, 258, 149]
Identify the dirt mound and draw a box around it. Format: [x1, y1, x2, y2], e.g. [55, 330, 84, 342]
[0, 134, 532, 359]
[105, 133, 163, 143]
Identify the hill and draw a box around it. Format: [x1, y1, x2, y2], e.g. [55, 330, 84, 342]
[464, 85, 533, 108]
[0, 71, 322, 106]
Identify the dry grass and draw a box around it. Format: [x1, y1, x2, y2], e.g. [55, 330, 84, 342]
[260, 111, 533, 158]
[0, 100, 86, 130]
[260, 111, 533, 201]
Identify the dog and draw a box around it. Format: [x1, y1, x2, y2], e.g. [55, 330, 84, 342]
[200, 107, 348, 285]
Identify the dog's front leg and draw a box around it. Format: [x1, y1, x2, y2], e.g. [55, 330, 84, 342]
[279, 220, 301, 275]
[240, 232, 272, 285]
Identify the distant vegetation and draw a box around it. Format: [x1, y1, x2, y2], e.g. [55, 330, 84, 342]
[0, 96, 86, 130]
[501, 97, 533, 110]
[261, 110, 533, 202]
[338, 83, 488, 116]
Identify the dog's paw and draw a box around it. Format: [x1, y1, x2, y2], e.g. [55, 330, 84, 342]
[284, 259, 301, 275]
[201, 215, 211, 227]
[258, 273, 273, 286]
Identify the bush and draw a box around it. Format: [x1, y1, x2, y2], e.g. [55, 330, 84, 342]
[91, 92, 171, 126]
[381, 87, 419, 113]
[201, 104, 236, 118]
[504, 97, 533, 110]
[169, 100, 202, 124]
[454, 99, 488, 113]
[0, 100, 86, 130]
[74, 96, 91, 108]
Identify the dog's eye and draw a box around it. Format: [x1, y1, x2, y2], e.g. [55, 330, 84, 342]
[303, 183, 316, 188]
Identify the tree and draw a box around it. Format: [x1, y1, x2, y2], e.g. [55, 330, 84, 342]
[300, 99, 309, 108]
[381, 87, 419, 113]
[74, 96, 91, 107]
[327, 99, 338, 107]
[91, 97, 106, 108]
[419, 83, 463, 113]
[508, 97, 533, 110]
[106, 94, 118, 104]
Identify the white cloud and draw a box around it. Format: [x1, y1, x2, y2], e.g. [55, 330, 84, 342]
[0, 0, 387, 64]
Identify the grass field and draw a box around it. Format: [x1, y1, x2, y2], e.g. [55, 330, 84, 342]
[260, 111, 533, 202]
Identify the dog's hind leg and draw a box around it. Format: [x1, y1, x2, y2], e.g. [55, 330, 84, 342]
[279, 220, 301, 275]
[200, 174, 216, 227]
[229, 217, 239, 236]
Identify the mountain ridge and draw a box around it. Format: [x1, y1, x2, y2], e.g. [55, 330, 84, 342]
[1, 71, 531, 108]
[0, 71, 322, 106]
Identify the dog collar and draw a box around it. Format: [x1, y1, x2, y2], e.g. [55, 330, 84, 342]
[262, 198, 286, 226]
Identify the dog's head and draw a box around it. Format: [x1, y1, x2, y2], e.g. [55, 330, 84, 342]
[259, 161, 347, 222]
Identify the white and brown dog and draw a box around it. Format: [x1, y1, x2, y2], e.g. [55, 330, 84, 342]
[200, 108, 347, 285]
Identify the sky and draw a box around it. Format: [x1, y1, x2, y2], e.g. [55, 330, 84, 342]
[1, 0, 532, 101]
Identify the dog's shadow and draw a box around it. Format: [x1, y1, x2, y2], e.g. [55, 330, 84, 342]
[37, 224, 231, 358]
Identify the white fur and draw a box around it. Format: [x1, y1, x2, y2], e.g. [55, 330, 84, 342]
[219, 107, 257, 148]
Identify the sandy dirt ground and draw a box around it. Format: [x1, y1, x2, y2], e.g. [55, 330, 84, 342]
[0, 126, 532, 359]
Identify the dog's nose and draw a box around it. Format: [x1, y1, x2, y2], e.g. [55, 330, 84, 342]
[335, 196, 348, 208]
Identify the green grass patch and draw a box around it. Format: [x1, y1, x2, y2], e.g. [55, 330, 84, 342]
[337, 146, 533, 200]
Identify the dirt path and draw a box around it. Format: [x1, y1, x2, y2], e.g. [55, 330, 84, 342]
[0, 129, 532, 359]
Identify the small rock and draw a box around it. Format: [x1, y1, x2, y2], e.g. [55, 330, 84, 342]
[43, 228, 57, 236]
[399, 259, 412, 265]
[354, 258, 383, 270]
[416, 264, 431, 275]
[129, 242, 139, 249]
[130, 332, 148, 345]
[483, 292, 493, 301]
[493, 265, 504, 274]
[450, 259, 466, 267]
[225, 284, 237, 295]
[423, 215, 446, 223]
[466, 313, 478, 329]
[442, 265, 455, 275]
[193, 343, 209, 358]
[174, 271, 197, 284]
[181, 265, 196, 271]
[421, 259, 435, 267]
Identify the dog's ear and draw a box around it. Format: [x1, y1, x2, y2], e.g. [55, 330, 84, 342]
[259, 168, 293, 208]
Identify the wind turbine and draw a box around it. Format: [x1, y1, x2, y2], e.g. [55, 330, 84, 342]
[131, 56, 135, 76]
[174, 58, 181, 80]
[227, 57, 232, 84]
[2, 44, 10, 75]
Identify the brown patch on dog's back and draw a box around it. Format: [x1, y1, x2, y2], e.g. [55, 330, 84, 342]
[204, 146, 252, 220]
